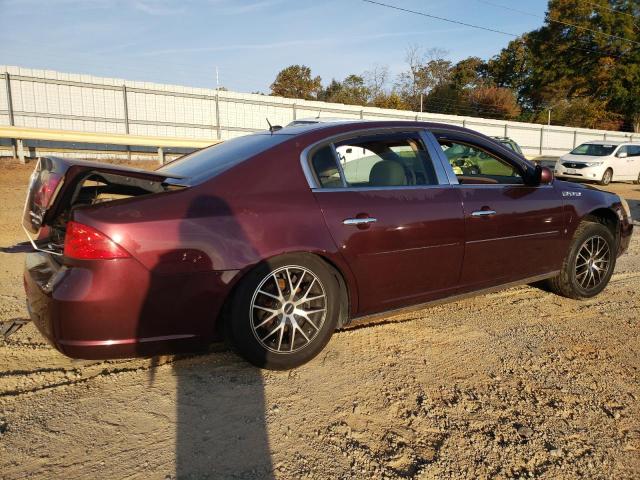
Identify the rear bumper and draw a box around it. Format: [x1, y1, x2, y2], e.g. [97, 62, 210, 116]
[24, 252, 236, 359]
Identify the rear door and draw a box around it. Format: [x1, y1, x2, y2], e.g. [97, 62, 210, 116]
[306, 129, 465, 316]
[432, 130, 566, 289]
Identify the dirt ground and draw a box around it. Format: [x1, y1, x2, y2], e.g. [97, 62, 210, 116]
[1, 161, 639, 480]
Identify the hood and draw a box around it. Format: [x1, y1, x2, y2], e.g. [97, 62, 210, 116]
[560, 153, 609, 163]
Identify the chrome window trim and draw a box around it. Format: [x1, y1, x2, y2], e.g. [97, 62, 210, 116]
[299, 126, 453, 190]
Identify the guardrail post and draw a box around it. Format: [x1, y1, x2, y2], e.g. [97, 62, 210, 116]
[504, 123, 508, 137]
[573, 129, 578, 148]
[292, 103, 297, 121]
[539, 126, 544, 155]
[215, 93, 222, 140]
[157, 147, 165, 165]
[360, 109, 364, 119]
[16, 139, 26, 164]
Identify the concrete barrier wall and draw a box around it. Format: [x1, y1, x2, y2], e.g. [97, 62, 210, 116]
[1, 65, 637, 159]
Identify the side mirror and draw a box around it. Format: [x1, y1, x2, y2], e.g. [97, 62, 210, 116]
[617, 151, 628, 158]
[538, 165, 554, 185]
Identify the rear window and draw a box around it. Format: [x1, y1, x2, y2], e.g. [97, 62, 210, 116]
[570, 143, 617, 156]
[158, 133, 290, 182]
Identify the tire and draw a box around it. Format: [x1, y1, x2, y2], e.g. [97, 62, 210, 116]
[599, 168, 613, 186]
[633, 172, 640, 185]
[546, 220, 616, 300]
[225, 253, 340, 370]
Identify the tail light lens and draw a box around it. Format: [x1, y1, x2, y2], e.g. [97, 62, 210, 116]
[63, 221, 131, 260]
[33, 171, 63, 210]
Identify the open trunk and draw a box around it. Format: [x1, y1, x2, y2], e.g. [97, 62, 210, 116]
[23, 157, 186, 255]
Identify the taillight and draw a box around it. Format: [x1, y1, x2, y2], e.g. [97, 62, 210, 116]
[33, 172, 63, 209]
[63, 221, 131, 260]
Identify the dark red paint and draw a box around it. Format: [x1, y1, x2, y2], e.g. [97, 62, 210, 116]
[22, 121, 633, 359]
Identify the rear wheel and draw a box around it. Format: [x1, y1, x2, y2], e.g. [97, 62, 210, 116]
[599, 168, 613, 186]
[547, 220, 616, 299]
[225, 254, 339, 369]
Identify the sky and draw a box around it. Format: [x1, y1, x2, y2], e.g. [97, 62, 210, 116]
[0, 0, 550, 93]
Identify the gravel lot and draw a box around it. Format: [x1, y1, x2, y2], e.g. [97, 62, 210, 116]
[1, 161, 639, 479]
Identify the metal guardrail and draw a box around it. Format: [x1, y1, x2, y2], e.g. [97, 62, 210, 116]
[0, 125, 220, 164]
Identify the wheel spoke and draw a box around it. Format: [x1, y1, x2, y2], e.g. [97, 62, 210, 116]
[257, 289, 281, 301]
[254, 311, 278, 329]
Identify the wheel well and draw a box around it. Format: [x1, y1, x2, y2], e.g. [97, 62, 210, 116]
[585, 208, 619, 242]
[214, 252, 352, 338]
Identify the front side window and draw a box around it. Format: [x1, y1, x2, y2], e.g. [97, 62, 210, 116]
[310, 132, 439, 188]
[628, 145, 640, 157]
[570, 143, 617, 156]
[438, 139, 523, 185]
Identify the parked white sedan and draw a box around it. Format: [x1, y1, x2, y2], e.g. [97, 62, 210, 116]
[554, 141, 640, 185]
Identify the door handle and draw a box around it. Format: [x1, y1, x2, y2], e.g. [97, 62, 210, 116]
[343, 217, 377, 226]
[471, 210, 496, 217]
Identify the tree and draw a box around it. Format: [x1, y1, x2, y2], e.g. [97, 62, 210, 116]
[270, 65, 322, 100]
[488, 0, 640, 130]
[468, 87, 521, 119]
[320, 75, 370, 105]
[364, 65, 390, 104]
[396, 46, 452, 111]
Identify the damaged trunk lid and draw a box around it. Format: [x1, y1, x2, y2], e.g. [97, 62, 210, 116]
[23, 157, 186, 253]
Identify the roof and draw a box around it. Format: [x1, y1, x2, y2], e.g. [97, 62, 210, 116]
[582, 140, 639, 145]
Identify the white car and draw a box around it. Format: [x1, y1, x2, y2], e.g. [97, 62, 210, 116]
[555, 141, 640, 185]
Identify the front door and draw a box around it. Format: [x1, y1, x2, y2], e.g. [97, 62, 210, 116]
[307, 130, 465, 316]
[433, 132, 566, 289]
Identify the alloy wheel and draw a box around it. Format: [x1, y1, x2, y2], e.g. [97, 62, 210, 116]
[250, 265, 327, 354]
[602, 170, 612, 185]
[575, 235, 610, 290]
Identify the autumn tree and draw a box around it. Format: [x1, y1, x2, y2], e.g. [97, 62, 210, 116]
[319, 75, 370, 105]
[270, 65, 322, 100]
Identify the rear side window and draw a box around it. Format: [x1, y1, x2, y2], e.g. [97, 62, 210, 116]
[158, 133, 290, 183]
[310, 132, 438, 188]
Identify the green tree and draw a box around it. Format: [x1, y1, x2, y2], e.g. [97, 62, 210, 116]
[320, 75, 370, 105]
[488, 0, 640, 130]
[270, 65, 322, 100]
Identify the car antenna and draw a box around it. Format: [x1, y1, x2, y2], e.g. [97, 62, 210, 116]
[266, 117, 282, 133]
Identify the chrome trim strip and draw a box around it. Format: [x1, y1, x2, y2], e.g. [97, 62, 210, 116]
[344, 271, 560, 328]
[466, 230, 560, 244]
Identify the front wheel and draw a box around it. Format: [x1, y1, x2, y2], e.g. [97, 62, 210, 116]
[546, 221, 616, 299]
[633, 171, 640, 185]
[599, 168, 613, 186]
[225, 254, 340, 370]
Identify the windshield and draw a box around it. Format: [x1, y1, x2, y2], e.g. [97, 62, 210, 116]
[158, 133, 290, 183]
[570, 143, 617, 157]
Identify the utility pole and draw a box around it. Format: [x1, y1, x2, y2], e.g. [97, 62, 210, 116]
[420, 93, 423, 113]
[548, 109, 551, 126]
[215, 66, 220, 90]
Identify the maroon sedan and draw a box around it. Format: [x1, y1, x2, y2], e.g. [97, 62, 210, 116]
[22, 121, 633, 369]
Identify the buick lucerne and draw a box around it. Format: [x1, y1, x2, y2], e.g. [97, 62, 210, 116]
[22, 121, 633, 369]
